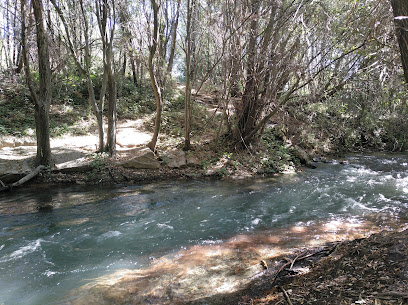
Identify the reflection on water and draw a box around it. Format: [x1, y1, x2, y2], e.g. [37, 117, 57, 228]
[0, 153, 408, 304]
[69, 217, 408, 305]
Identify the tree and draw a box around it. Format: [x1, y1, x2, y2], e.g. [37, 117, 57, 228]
[51, 0, 106, 153]
[145, 0, 181, 152]
[146, 0, 163, 152]
[0, 0, 23, 72]
[21, 0, 53, 167]
[218, 0, 378, 148]
[95, 0, 117, 156]
[183, 0, 194, 150]
[391, 0, 408, 83]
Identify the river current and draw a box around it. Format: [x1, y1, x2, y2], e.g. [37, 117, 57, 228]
[0, 154, 407, 304]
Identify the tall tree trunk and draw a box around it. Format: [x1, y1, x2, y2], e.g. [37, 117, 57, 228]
[183, 0, 193, 151]
[105, 48, 117, 155]
[86, 75, 105, 151]
[147, 0, 163, 152]
[95, 0, 117, 156]
[122, 53, 127, 76]
[391, 0, 408, 83]
[23, 0, 53, 167]
[236, 0, 258, 145]
[131, 58, 138, 86]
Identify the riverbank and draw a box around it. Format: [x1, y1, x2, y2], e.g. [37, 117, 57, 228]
[0, 117, 310, 188]
[197, 227, 408, 305]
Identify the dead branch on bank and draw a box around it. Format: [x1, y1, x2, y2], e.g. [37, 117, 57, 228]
[271, 243, 339, 285]
[279, 285, 294, 305]
[0, 165, 45, 192]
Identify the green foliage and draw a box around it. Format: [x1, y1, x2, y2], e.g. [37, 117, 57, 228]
[146, 99, 216, 138]
[164, 89, 185, 111]
[50, 122, 70, 137]
[257, 128, 295, 174]
[0, 69, 97, 138]
[117, 79, 157, 119]
[85, 152, 109, 180]
[53, 68, 88, 106]
[294, 74, 408, 153]
[160, 112, 184, 137]
[0, 82, 35, 136]
[89, 152, 109, 170]
[216, 166, 228, 177]
[200, 160, 208, 170]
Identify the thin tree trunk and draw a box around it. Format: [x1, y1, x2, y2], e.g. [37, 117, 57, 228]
[131, 58, 138, 86]
[147, 0, 163, 152]
[183, 0, 193, 151]
[52, 0, 105, 152]
[391, 0, 408, 83]
[139, 59, 144, 84]
[122, 53, 127, 76]
[86, 75, 105, 151]
[105, 49, 117, 155]
[237, 0, 258, 144]
[95, 0, 117, 156]
[167, 0, 181, 75]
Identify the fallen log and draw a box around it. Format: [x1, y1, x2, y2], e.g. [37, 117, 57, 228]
[0, 165, 45, 191]
[11, 165, 45, 188]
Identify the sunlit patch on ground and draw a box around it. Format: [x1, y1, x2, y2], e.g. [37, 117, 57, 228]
[0, 119, 152, 174]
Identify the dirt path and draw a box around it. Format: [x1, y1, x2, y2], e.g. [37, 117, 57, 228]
[0, 119, 152, 180]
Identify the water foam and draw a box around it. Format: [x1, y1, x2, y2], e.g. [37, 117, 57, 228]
[157, 223, 174, 230]
[396, 176, 408, 193]
[99, 231, 122, 239]
[0, 239, 43, 262]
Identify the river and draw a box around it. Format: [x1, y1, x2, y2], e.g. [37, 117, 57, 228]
[0, 153, 407, 304]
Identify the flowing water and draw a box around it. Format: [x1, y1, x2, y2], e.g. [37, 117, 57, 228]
[1, 154, 408, 304]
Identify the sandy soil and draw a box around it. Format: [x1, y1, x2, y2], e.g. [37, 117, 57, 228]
[0, 119, 152, 179]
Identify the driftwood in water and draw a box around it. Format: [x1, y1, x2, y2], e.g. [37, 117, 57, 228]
[0, 165, 45, 191]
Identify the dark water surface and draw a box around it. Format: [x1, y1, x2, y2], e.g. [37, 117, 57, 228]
[1, 154, 408, 304]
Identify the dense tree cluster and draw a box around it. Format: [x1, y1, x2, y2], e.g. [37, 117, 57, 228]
[0, 0, 407, 165]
